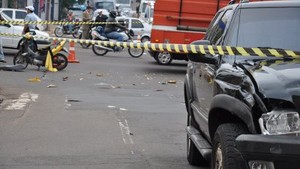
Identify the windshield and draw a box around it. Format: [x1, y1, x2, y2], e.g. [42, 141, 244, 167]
[228, 7, 300, 52]
[116, 0, 130, 5]
[141, 3, 148, 13]
[95, 2, 115, 11]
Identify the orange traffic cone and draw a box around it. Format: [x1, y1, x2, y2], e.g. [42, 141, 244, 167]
[68, 41, 79, 63]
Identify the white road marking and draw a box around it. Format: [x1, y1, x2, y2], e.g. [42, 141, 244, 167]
[4, 93, 39, 110]
[118, 119, 134, 145]
[120, 108, 127, 111]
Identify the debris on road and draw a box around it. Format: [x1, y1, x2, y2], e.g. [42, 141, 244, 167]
[67, 99, 81, 102]
[95, 82, 117, 89]
[47, 84, 57, 88]
[28, 77, 41, 82]
[96, 73, 103, 77]
[63, 77, 68, 81]
[168, 80, 177, 84]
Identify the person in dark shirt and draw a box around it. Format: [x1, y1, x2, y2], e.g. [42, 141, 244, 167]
[95, 10, 108, 29]
[104, 11, 127, 42]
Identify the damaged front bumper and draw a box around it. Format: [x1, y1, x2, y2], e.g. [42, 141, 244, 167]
[236, 134, 300, 169]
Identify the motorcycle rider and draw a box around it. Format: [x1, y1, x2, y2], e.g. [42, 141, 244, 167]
[104, 11, 128, 42]
[67, 11, 75, 34]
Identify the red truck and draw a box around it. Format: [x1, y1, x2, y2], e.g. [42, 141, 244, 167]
[149, 0, 263, 65]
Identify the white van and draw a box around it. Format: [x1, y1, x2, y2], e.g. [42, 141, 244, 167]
[116, 0, 131, 10]
[138, 0, 154, 18]
[0, 8, 46, 31]
[94, 0, 117, 12]
[139, 0, 154, 23]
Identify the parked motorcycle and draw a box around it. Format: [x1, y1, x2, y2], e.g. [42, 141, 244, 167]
[13, 33, 69, 71]
[91, 26, 144, 58]
[54, 19, 80, 38]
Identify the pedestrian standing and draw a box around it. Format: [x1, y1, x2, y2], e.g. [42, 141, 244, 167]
[0, 15, 6, 63]
[136, 2, 140, 18]
[81, 6, 93, 39]
[22, 6, 38, 34]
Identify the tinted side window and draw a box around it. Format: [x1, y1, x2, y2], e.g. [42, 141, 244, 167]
[2, 10, 13, 18]
[132, 19, 144, 28]
[16, 11, 27, 20]
[206, 9, 233, 45]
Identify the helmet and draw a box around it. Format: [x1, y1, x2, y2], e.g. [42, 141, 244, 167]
[109, 11, 117, 18]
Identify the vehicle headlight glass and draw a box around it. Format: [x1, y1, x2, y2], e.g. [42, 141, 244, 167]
[259, 110, 300, 135]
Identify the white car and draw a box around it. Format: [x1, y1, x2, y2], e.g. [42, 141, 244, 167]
[0, 8, 47, 31]
[0, 12, 50, 50]
[117, 16, 152, 42]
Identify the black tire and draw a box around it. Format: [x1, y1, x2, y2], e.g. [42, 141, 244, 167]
[79, 33, 92, 49]
[141, 36, 150, 43]
[187, 114, 208, 166]
[92, 45, 109, 56]
[54, 27, 64, 37]
[52, 53, 68, 71]
[212, 123, 248, 169]
[72, 27, 80, 38]
[128, 48, 144, 58]
[13, 50, 28, 69]
[155, 52, 173, 65]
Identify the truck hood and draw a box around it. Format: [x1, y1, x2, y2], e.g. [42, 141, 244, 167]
[250, 59, 300, 103]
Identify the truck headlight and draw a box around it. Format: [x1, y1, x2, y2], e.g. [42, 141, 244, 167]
[259, 110, 300, 135]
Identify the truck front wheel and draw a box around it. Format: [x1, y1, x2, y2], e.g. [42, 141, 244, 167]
[212, 123, 248, 169]
[154, 52, 172, 65]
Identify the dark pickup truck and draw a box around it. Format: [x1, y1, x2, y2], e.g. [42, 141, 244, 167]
[184, 1, 300, 169]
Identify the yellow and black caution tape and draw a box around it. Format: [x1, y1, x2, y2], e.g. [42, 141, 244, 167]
[1, 32, 300, 58]
[0, 20, 129, 25]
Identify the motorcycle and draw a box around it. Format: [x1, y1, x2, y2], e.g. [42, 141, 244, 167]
[91, 26, 144, 58]
[54, 19, 81, 38]
[13, 33, 69, 71]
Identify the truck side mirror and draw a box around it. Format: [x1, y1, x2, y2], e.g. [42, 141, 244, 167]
[188, 40, 218, 65]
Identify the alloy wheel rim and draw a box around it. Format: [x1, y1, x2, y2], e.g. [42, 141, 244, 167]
[158, 52, 171, 64]
[131, 49, 143, 56]
[56, 28, 63, 36]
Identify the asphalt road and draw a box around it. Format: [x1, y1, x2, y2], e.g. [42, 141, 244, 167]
[0, 46, 208, 169]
